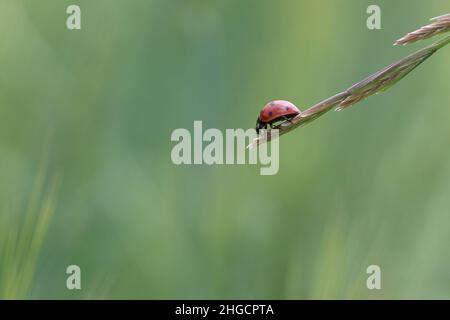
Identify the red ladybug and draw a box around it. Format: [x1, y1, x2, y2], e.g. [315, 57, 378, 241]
[256, 100, 301, 134]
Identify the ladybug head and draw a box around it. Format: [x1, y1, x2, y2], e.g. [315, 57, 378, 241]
[255, 117, 266, 135]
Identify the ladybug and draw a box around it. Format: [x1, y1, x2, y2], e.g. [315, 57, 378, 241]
[256, 100, 301, 134]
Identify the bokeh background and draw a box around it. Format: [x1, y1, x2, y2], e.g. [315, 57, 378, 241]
[0, 0, 449, 299]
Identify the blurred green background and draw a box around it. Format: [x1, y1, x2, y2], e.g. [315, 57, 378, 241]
[0, 0, 449, 299]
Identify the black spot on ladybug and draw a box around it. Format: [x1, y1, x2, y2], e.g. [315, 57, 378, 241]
[285, 106, 289, 110]
[268, 111, 273, 116]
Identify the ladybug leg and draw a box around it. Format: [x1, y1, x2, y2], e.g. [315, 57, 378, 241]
[283, 115, 294, 124]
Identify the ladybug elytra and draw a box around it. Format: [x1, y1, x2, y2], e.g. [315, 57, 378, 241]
[256, 100, 301, 134]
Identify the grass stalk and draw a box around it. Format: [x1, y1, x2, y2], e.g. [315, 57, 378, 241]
[0, 161, 60, 299]
[249, 14, 450, 148]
